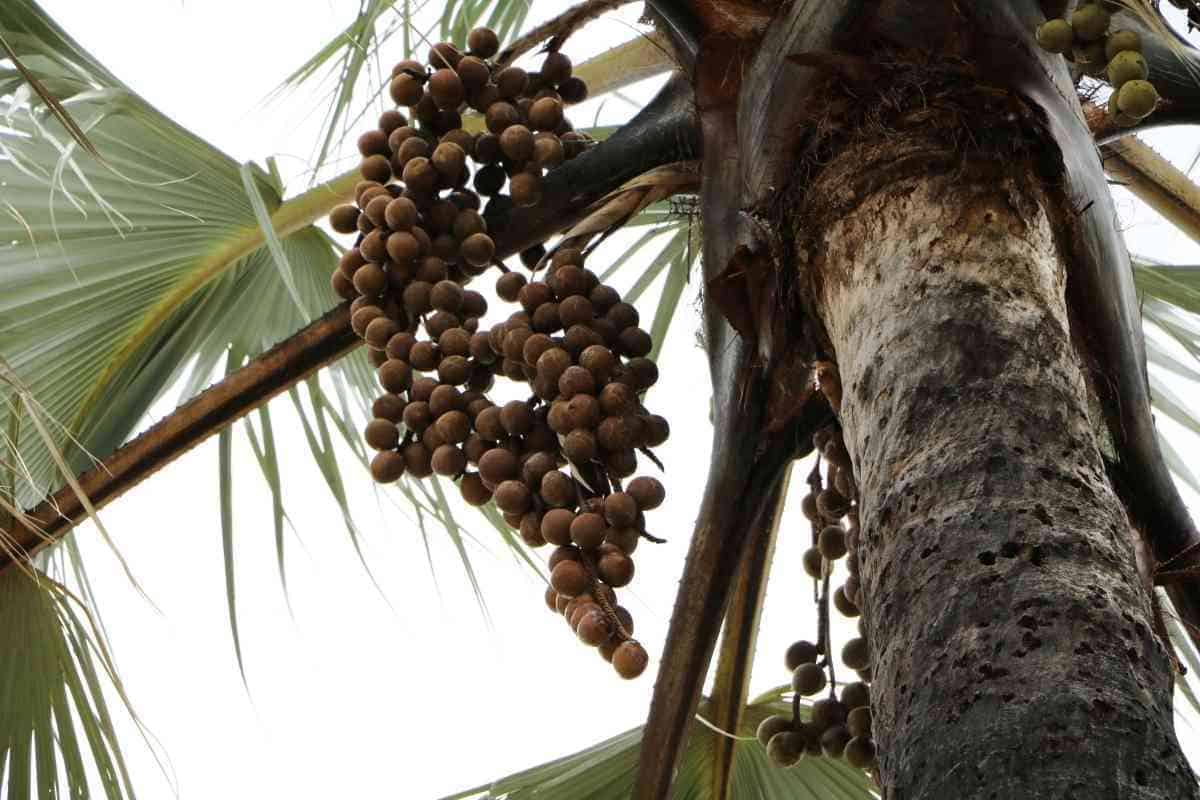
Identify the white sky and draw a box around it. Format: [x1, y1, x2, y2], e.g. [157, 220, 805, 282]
[27, 2, 1200, 799]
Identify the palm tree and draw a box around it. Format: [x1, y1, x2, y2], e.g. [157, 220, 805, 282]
[4, 0, 1200, 797]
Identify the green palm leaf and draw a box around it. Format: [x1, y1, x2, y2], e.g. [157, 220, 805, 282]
[0, 570, 144, 800]
[441, 690, 877, 799]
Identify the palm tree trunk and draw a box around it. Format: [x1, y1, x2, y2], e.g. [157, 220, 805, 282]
[803, 128, 1199, 796]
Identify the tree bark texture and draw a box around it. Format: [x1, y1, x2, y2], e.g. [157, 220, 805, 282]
[803, 132, 1199, 796]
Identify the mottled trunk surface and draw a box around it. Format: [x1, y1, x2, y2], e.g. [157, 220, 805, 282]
[801, 132, 1198, 797]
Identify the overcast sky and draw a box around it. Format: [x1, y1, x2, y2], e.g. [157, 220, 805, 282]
[27, 2, 1200, 798]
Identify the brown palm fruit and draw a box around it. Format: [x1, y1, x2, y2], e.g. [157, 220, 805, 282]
[381, 198, 416, 232]
[377, 359, 413, 394]
[329, 204, 361, 234]
[548, 546, 580, 573]
[387, 124, 419, 153]
[431, 444, 467, 476]
[821, 725, 852, 759]
[811, 698, 847, 732]
[596, 416, 639, 452]
[468, 334, 496, 367]
[495, 66, 528, 99]
[520, 450, 556, 485]
[842, 682, 871, 715]
[558, 295, 594, 328]
[544, 585, 560, 613]
[577, 609, 615, 646]
[496, 271, 526, 302]
[521, 333, 555, 366]
[421, 424, 447, 453]
[407, 341, 438, 372]
[616, 326, 652, 358]
[518, 512, 546, 548]
[361, 153, 393, 183]
[459, 232, 495, 269]
[350, 306, 382, 337]
[819, 525, 848, 560]
[357, 128, 391, 157]
[627, 477, 665, 511]
[846, 706, 872, 740]
[597, 548, 634, 587]
[550, 264, 588, 297]
[509, 171, 542, 207]
[843, 736, 876, 769]
[612, 641, 649, 679]
[428, 68, 464, 109]
[833, 586, 859, 618]
[401, 282, 431, 316]
[485, 101, 521, 135]
[364, 418, 400, 451]
[428, 41, 462, 69]
[473, 163, 506, 196]
[626, 358, 659, 391]
[496, 400, 530, 436]
[550, 559, 589, 597]
[598, 382, 636, 417]
[359, 230, 388, 264]
[842, 638, 870, 670]
[338, 248, 366, 279]
[459, 472, 492, 506]
[792, 662, 826, 696]
[396, 135, 431, 167]
[463, 434, 489, 465]
[540, 51, 572, 84]
[390, 73, 425, 106]
[530, 302, 561, 333]
[606, 300, 639, 330]
[766, 732, 805, 768]
[528, 97, 564, 131]
[428, 384, 464, 417]
[428, 279, 463, 312]
[605, 526, 640, 555]
[452, 209, 486, 242]
[756, 716, 793, 748]
[541, 508, 576, 546]
[561, 324, 602, 356]
[478, 447, 519, 488]
[785, 640, 819, 671]
[434, 410, 470, 445]
[568, 601, 599, 632]
[533, 348, 569, 389]
[570, 513, 607, 550]
[370, 450, 406, 483]
[576, 347, 613, 384]
[401, 401, 433, 433]
[598, 493, 635, 528]
[801, 492, 819, 522]
[431, 142, 467, 186]
[331, 270, 356, 300]
[639, 415, 670, 448]
[551, 366, 590, 401]
[493, 479, 532, 514]
[802, 547, 824, 579]
[817, 488, 850, 521]
[533, 134, 565, 170]
[364, 317, 400, 349]
[409, 377, 437, 402]
[438, 328, 471, 358]
[558, 75, 588, 104]
[541, 470, 576, 507]
[372, 394, 406, 423]
[402, 441, 434, 478]
[499, 124, 534, 162]
[467, 26, 499, 58]
[563, 429, 597, 464]
[352, 262, 386, 296]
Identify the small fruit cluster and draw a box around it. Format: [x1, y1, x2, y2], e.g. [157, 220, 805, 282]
[759, 424, 877, 770]
[328, 30, 667, 680]
[1035, 2, 1159, 125]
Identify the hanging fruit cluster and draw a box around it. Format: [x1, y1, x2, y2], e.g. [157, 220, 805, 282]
[758, 423, 877, 771]
[326, 29, 667, 680]
[1035, 2, 1159, 126]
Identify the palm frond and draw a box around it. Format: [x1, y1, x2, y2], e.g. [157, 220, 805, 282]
[0, 569, 143, 800]
[441, 691, 877, 800]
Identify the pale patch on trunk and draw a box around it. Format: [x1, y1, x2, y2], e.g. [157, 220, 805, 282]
[805, 139, 1198, 798]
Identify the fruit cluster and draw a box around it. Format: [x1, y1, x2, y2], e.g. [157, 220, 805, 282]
[1035, 2, 1159, 125]
[759, 424, 877, 770]
[327, 29, 667, 679]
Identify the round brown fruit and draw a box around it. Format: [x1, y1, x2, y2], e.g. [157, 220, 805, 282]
[766, 732, 805, 768]
[370, 450, 406, 483]
[330, 204, 361, 234]
[792, 662, 826, 696]
[802, 547, 825, 579]
[842, 637, 870, 671]
[785, 640, 819, 671]
[819, 525, 848, 560]
[577, 609, 613, 646]
[627, 477, 665, 511]
[612, 640, 649, 679]
[756, 715, 793, 747]
[550, 559, 590, 597]
[843, 736, 876, 769]
[597, 549, 634, 587]
[467, 27, 499, 59]
[459, 472, 492, 506]
[570, 513, 607, 550]
[460, 232, 495, 268]
[821, 725, 852, 759]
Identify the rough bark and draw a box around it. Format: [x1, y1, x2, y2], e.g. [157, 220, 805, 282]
[803, 131, 1198, 797]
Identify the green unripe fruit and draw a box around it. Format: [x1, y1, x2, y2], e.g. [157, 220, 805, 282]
[1070, 4, 1110, 41]
[1035, 19, 1074, 54]
[1105, 29, 1142, 62]
[756, 715, 793, 747]
[1107, 50, 1148, 89]
[1107, 92, 1137, 128]
[1117, 79, 1159, 120]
